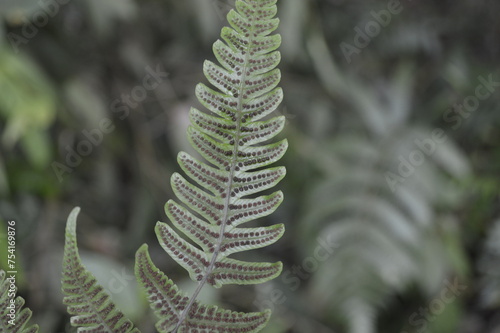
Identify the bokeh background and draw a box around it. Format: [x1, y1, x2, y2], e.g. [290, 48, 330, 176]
[1, 0, 500, 332]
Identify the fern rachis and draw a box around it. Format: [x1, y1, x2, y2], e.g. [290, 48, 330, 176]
[61, 1, 286, 332]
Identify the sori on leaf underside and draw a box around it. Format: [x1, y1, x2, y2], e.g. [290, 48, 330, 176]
[0, 270, 39, 333]
[59, 0, 287, 332]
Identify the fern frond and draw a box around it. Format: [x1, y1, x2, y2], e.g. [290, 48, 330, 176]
[62, 207, 141, 333]
[136, 0, 286, 331]
[298, 65, 470, 332]
[0, 270, 39, 333]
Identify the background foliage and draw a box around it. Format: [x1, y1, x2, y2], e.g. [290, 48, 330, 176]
[0, 0, 499, 332]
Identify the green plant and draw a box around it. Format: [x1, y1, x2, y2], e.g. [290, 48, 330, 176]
[0, 49, 57, 196]
[60, 0, 286, 332]
[0, 270, 39, 333]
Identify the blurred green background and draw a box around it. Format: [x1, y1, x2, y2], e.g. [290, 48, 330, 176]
[0, 0, 499, 332]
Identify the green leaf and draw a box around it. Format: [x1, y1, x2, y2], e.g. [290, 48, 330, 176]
[0, 50, 56, 156]
[61, 207, 141, 333]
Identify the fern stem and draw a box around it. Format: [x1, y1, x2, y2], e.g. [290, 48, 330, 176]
[172, 14, 254, 333]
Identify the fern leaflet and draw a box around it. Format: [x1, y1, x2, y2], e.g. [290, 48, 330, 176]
[62, 207, 141, 333]
[0, 270, 39, 333]
[136, 0, 286, 331]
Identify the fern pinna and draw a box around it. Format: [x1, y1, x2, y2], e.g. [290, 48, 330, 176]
[137, 0, 286, 331]
[0, 270, 39, 333]
[62, 0, 286, 332]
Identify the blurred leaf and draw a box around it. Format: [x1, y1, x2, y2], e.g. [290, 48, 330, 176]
[298, 63, 470, 331]
[279, 0, 308, 61]
[0, 50, 56, 148]
[427, 299, 463, 333]
[440, 218, 470, 279]
[0, 49, 56, 179]
[20, 130, 52, 169]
